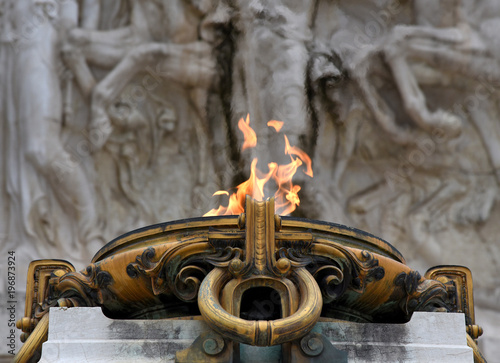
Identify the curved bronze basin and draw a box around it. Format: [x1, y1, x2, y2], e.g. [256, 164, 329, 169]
[17, 196, 459, 357]
[16, 196, 486, 363]
[38, 197, 443, 332]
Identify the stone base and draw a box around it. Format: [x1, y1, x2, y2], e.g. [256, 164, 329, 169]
[37, 307, 472, 362]
[315, 314, 472, 362]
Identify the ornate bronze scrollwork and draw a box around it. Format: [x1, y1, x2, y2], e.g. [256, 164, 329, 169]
[15, 196, 483, 362]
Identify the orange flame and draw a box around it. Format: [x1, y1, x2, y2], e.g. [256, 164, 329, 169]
[238, 114, 257, 151]
[267, 120, 284, 132]
[284, 135, 313, 178]
[204, 115, 313, 216]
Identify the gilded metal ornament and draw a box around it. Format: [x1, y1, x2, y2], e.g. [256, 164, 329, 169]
[15, 196, 485, 362]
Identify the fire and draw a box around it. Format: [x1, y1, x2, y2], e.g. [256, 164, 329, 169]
[204, 114, 313, 216]
[238, 114, 257, 151]
[267, 120, 284, 132]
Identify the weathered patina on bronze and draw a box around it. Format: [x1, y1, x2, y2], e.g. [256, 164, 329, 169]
[15, 196, 485, 362]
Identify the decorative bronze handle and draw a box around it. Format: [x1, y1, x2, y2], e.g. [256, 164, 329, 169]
[198, 267, 322, 346]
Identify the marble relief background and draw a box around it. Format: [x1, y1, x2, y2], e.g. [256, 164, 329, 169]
[1, 0, 500, 359]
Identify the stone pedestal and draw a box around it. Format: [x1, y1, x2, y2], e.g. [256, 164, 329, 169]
[38, 307, 472, 362]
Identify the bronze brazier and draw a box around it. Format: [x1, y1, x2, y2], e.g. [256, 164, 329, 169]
[15, 196, 484, 362]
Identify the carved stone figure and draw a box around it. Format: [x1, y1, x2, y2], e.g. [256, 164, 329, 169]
[3, 0, 100, 253]
[0, 0, 222, 309]
[62, 0, 216, 148]
[306, 3, 500, 357]
[228, 0, 317, 169]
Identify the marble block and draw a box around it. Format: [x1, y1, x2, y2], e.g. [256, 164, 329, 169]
[38, 307, 472, 362]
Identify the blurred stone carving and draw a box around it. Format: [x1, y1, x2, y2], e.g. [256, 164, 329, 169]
[1, 0, 99, 262]
[229, 0, 316, 155]
[0, 0, 222, 287]
[309, 0, 500, 260]
[307, 4, 500, 357]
